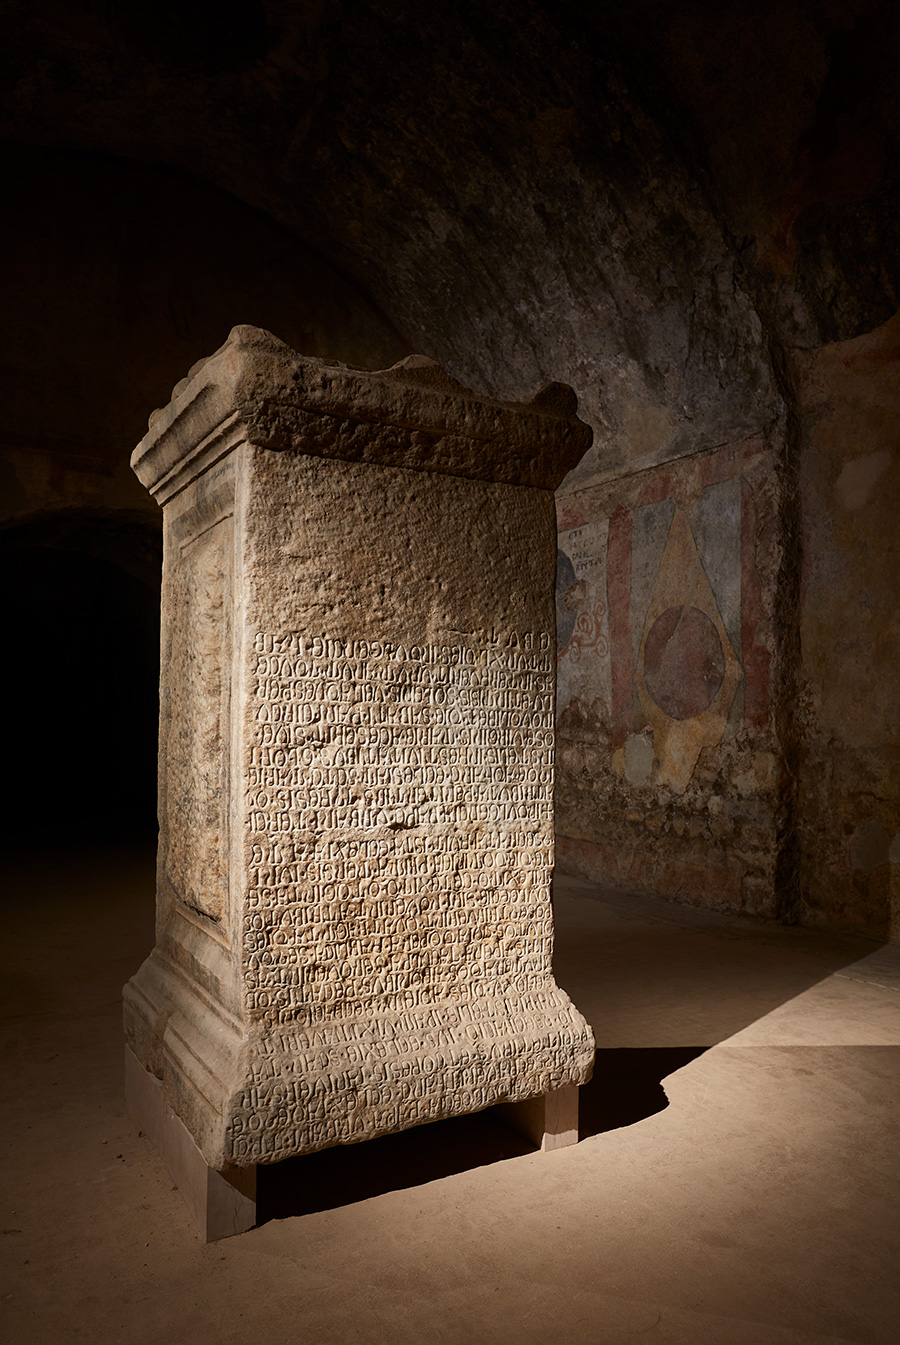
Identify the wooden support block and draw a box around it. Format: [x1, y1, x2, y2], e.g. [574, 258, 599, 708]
[498, 1084, 580, 1151]
[125, 1047, 257, 1242]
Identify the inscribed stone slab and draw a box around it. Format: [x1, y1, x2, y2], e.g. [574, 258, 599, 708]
[124, 326, 595, 1169]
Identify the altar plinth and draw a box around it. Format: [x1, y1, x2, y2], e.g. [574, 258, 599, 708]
[124, 325, 595, 1236]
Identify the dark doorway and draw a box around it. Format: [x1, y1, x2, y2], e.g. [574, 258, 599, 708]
[0, 530, 160, 845]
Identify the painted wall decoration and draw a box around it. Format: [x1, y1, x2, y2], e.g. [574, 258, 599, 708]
[555, 440, 780, 915]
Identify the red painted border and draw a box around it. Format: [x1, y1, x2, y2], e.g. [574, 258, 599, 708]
[607, 504, 633, 749]
[740, 478, 771, 728]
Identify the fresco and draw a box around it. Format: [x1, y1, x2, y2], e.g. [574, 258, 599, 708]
[555, 441, 778, 913]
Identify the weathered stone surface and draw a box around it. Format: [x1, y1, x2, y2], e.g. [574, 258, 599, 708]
[793, 309, 900, 938]
[124, 326, 595, 1169]
[133, 327, 590, 499]
[0, 3, 784, 496]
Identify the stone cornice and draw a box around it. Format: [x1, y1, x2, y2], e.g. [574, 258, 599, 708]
[131, 325, 592, 503]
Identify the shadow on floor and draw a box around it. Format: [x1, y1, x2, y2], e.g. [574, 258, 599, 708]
[257, 1107, 536, 1222]
[257, 1047, 705, 1223]
[579, 1046, 707, 1139]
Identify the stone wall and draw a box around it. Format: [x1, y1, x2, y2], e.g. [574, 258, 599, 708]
[794, 308, 900, 938]
[552, 305, 900, 942]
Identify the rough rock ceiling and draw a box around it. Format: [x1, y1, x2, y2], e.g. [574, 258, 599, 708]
[3, 1, 898, 487]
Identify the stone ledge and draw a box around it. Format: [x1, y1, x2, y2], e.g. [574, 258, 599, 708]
[132, 325, 592, 500]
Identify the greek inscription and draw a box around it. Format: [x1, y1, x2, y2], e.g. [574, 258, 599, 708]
[243, 632, 555, 1027]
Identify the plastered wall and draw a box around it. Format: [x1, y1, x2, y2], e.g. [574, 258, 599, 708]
[554, 438, 787, 918]
[795, 308, 900, 938]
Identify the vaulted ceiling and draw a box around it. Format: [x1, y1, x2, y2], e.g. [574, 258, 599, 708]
[3, 1, 899, 487]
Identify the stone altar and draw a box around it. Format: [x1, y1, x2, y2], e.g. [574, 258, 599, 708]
[124, 325, 595, 1237]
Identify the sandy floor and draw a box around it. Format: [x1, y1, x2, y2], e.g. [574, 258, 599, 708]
[2, 847, 899, 1344]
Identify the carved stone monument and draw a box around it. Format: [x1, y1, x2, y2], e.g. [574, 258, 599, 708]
[124, 325, 595, 1238]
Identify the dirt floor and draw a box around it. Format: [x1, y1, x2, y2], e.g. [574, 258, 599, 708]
[2, 847, 899, 1344]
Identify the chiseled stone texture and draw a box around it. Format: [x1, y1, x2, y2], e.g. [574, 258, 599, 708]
[124, 325, 595, 1169]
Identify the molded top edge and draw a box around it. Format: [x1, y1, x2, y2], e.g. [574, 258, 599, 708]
[132, 324, 592, 498]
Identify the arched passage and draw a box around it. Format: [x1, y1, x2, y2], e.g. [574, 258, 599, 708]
[0, 519, 161, 845]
